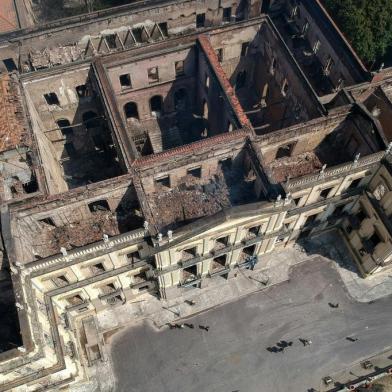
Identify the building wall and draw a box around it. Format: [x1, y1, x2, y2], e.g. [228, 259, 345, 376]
[342, 163, 392, 275]
[0, 0, 262, 73]
[155, 205, 287, 298]
[283, 0, 362, 89]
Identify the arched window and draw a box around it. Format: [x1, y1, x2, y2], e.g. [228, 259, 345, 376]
[174, 88, 188, 110]
[82, 111, 100, 129]
[124, 102, 139, 120]
[56, 119, 73, 136]
[150, 95, 163, 115]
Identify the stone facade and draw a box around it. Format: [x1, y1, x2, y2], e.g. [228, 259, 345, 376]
[2, 0, 392, 390]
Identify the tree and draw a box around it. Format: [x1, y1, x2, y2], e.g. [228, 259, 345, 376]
[323, 0, 392, 64]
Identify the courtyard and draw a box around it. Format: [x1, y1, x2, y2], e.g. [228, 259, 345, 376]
[109, 256, 392, 392]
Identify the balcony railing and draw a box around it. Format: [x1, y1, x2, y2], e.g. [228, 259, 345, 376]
[98, 288, 122, 301]
[208, 267, 230, 277]
[179, 274, 201, 287]
[65, 300, 89, 312]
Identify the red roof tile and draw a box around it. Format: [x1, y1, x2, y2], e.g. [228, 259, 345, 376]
[197, 35, 253, 130]
[0, 74, 29, 153]
[0, 0, 18, 33]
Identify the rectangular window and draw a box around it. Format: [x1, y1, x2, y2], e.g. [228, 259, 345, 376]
[293, 197, 301, 206]
[324, 55, 335, 75]
[100, 283, 117, 295]
[347, 178, 362, 190]
[270, 58, 277, 75]
[241, 42, 249, 57]
[247, 225, 260, 239]
[181, 247, 197, 261]
[275, 143, 295, 159]
[211, 254, 227, 270]
[148, 67, 159, 84]
[39, 217, 56, 226]
[216, 48, 223, 62]
[90, 263, 106, 275]
[187, 167, 201, 178]
[67, 294, 84, 306]
[291, 5, 299, 18]
[313, 39, 321, 54]
[133, 271, 147, 283]
[132, 27, 143, 43]
[158, 22, 168, 37]
[215, 236, 229, 249]
[127, 251, 141, 263]
[183, 264, 197, 278]
[196, 13, 205, 28]
[281, 79, 289, 97]
[175, 61, 185, 77]
[119, 73, 132, 88]
[223, 7, 232, 22]
[319, 187, 332, 200]
[302, 20, 309, 35]
[3, 58, 17, 72]
[368, 231, 382, 249]
[51, 275, 69, 288]
[76, 85, 88, 97]
[88, 200, 110, 212]
[155, 175, 170, 188]
[105, 34, 117, 49]
[44, 93, 59, 106]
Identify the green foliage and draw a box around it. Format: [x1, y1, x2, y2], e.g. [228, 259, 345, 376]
[323, 0, 392, 63]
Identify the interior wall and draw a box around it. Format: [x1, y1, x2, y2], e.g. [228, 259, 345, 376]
[24, 91, 68, 194]
[22, 66, 123, 192]
[11, 181, 140, 264]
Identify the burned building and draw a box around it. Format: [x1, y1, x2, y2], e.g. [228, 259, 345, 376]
[2, 0, 392, 390]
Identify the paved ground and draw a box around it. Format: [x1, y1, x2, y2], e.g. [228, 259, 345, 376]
[110, 258, 392, 392]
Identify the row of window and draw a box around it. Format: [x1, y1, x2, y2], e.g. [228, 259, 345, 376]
[179, 225, 261, 262]
[91, 6, 234, 55]
[44, 84, 90, 106]
[155, 158, 232, 190]
[290, 6, 337, 76]
[38, 198, 113, 230]
[181, 244, 257, 282]
[119, 60, 185, 89]
[54, 111, 101, 138]
[64, 272, 152, 309]
[123, 88, 189, 120]
[292, 177, 363, 208]
[49, 249, 143, 290]
[196, 6, 233, 28]
[117, 41, 251, 91]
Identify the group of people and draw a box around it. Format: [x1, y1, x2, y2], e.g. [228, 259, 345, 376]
[168, 323, 210, 331]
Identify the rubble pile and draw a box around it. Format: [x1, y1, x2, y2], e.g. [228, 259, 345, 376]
[268, 152, 323, 183]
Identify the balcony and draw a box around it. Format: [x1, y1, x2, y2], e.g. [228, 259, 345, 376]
[237, 251, 258, 270]
[210, 254, 227, 274]
[130, 271, 154, 289]
[179, 274, 201, 287]
[245, 226, 261, 241]
[98, 288, 122, 300]
[178, 254, 202, 269]
[65, 299, 89, 312]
